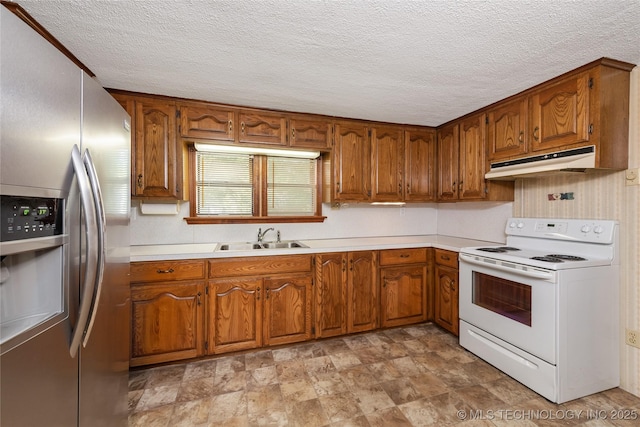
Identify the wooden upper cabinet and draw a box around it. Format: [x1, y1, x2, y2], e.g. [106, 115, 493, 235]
[487, 97, 528, 161]
[405, 129, 436, 202]
[529, 71, 590, 152]
[436, 123, 459, 201]
[333, 121, 371, 201]
[371, 126, 404, 202]
[134, 98, 180, 199]
[289, 116, 332, 150]
[179, 103, 235, 141]
[238, 110, 287, 146]
[458, 113, 487, 200]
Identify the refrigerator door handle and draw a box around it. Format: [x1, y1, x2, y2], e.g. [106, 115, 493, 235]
[81, 149, 106, 347]
[69, 145, 99, 358]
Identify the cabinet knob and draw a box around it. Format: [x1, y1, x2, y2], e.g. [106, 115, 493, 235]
[256, 287, 261, 300]
[137, 174, 143, 188]
[400, 254, 410, 258]
[292, 128, 296, 139]
[241, 121, 245, 134]
[197, 292, 202, 306]
[228, 120, 233, 133]
[440, 255, 450, 261]
[518, 131, 524, 144]
[156, 268, 174, 274]
[533, 126, 539, 141]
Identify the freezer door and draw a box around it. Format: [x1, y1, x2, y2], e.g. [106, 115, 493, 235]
[78, 72, 131, 427]
[0, 8, 80, 197]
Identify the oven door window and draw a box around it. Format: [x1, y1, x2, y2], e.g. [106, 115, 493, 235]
[472, 272, 532, 326]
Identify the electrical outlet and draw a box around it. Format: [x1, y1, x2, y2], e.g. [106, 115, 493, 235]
[625, 329, 640, 348]
[625, 168, 640, 186]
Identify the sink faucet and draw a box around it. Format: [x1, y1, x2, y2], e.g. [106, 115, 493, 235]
[257, 227, 274, 242]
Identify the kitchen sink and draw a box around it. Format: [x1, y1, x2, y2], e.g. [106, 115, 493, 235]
[216, 240, 308, 251]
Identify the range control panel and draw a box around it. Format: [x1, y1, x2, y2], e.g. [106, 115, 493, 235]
[505, 217, 617, 244]
[1, 195, 63, 242]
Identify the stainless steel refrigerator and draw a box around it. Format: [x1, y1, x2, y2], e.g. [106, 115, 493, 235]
[1, 6, 130, 426]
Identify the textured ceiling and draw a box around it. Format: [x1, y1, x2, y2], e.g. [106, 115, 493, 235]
[14, 0, 640, 127]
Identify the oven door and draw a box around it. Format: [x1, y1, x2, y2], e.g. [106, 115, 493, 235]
[458, 253, 558, 364]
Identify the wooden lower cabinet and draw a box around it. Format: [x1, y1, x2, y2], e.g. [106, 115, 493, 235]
[315, 251, 378, 338]
[379, 248, 430, 328]
[130, 281, 205, 367]
[208, 277, 263, 354]
[434, 249, 459, 335]
[207, 255, 313, 354]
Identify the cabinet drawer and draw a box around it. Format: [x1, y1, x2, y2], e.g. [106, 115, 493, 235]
[131, 260, 206, 283]
[379, 248, 427, 266]
[209, 254, 313, 278]
[434, 249, 458, 268]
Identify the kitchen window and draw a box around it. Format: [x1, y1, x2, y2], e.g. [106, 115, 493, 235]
[186, 145, 325, 224]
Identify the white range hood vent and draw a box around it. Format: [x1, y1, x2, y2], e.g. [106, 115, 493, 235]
[485, 145, 596, 180]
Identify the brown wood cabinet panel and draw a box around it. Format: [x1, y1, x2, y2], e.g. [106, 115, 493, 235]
[380, 264, 427, 328]
[238, 111, 287, 146]
[530, 71, 590, 152]
[434, 249, 458, 269]
[264, 275, 313, 346]
[315, 253, 348, 338]
[437, 123, 459, 201]
[332, 121, 371, 201]
[371, 126, 404, 202]
[487, 97, 528, 161]
[180, 103, 235, 141]
[289, 116, 332, 150]
[131, 260, 205, 283]
[379, 248, 427, 266]
[209, 254, 312, 278]
[130, 281, 204, 366]
[347, 251, 378, 333]
[405, 129, 436, 202]
[134, 98, 180, 198]
[459, 113, 486, 200]
[434, 264, 459, 336]
[209, 277, 263, 354]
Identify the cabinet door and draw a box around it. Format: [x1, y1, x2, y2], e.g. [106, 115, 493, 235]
[458, 114, 486, 200]
[487, 97, 528, 161]
[264, 275, 313, 346]
[380, 265, 427, 327]
[290, 116, 332, 149]
[371, 126, 404, 202]
[434, 264, 459, 336]
[130, 282, 204, 366]
[530, 71, 591, 152]
[348, 251, 378, 333]
[333, 121, 371, 201]
[180, 104, 235, 141]
[405, 129, 436, 202]
[133, 98, 180, 198]
[315, 253, 347, 338]
[238, 111, 287, 146]
[436, 123, 459, 201]
[209, 278, 262, 354]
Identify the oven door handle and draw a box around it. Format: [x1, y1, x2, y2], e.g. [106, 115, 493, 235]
[459, 253, 555, 280]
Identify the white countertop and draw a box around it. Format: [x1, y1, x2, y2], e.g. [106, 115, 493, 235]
[130, 235, 503, 262]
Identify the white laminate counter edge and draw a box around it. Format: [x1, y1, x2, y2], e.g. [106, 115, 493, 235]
[130, 235, 504, 262]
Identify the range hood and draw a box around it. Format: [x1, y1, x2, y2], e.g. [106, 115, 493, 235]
[485, 146, 596, 180]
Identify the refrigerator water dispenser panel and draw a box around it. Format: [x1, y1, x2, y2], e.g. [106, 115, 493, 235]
[1, 196, 63, 241]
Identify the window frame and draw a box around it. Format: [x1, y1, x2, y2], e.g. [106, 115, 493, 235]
[185, 145, 326, 224]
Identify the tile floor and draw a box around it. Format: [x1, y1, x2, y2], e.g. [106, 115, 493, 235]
[128, 323, 640, 426]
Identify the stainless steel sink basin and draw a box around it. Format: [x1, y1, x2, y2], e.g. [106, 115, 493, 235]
[216, 240, 308, 251]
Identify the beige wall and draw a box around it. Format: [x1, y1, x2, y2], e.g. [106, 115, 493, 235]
[513, 68, 640, 397]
